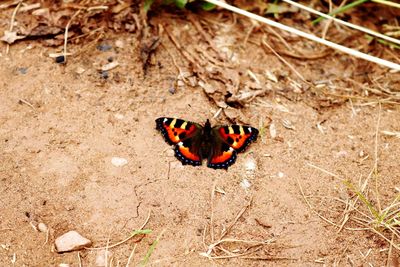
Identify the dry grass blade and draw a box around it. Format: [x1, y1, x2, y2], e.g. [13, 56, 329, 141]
[63, 9, 82, 62]
[282, 0, 400, 46]
[86, 210, 151, 250]
[5, 0, 22, 54]
[261, 37, 307, 84]
[219, 197, 252, 239]
[381, 130, 400, 138]
[305, 109, 400, 253]
[125, 243, 138, 267]
[77, 251, 82, 267]
[202, 238, 276, 258]
[295, 176, 340, 227]
[203, 0, 400, 71]
[201, 183, 279, 260]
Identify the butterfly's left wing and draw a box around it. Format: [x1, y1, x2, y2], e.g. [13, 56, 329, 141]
[155, 117, 203, 166]
[207, 124, 258, 170]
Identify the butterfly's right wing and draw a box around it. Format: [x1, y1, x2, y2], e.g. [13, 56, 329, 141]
[207, 124, 258, 169]
[155, 117, 203, 166]
[207, 141, 237, 169]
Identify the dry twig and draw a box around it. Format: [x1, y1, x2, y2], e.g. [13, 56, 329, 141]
[86, 210, 151, 250]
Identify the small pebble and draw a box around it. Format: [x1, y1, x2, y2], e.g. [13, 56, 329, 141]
[96, 44, 112, 52]
[17, 67, 28, 74]
[111, 157, 128, 167]
[38, 222, 48, 233]
[55, 55, 65, 64]
[115, 40, 124, 48]
[100, 70, 109, 79]
[55, 231, 92, 253]
[75, 67, 85, 74]
[168, 87, 176, 94]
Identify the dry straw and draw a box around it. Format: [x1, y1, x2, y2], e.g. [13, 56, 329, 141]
[204, 0, 400, 71]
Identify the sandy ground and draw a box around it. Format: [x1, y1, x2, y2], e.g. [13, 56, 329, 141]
[1, 6, 400, 267]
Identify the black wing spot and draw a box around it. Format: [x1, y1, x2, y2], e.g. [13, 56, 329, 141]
[226, 136, 234, 145]
[182, 139, 192, 147]
[179, 132, 186, 139]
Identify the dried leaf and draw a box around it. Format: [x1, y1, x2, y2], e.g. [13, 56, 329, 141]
[101, 62, 119, 71]
[282, 119, 295, 130]
[265, 70, 278, 83]
[1, 30, 25, 44]
[198, 81, 216, 94]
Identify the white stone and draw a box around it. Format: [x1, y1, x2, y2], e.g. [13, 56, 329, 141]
[75, 67, 86, 74]
[55, 231, 91, 253]
[38, 223, 48, 232]
[111, 157, 128, 167]
[115, 40, 124, 48]
[114, 113, 124, 120]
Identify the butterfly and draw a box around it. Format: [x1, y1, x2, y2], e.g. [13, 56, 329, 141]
[155, 117, 258, 169]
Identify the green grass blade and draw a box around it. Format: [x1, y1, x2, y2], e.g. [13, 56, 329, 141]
[144, 0, 155, 12]
[312, 0, 369, 25]
[174, 0, 188, 9]
[132, 229, 152, 235]
[343, 180, 380, 219]
[200, 2, 216, 11]
[140, 229, 165, 266]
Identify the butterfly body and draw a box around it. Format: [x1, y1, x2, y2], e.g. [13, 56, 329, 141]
[156, 117, 258, 169]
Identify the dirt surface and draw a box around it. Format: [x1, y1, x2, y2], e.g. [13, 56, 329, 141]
[1, 3, 400, 267]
